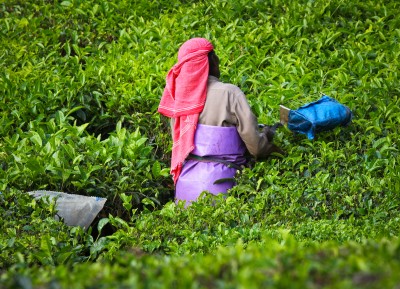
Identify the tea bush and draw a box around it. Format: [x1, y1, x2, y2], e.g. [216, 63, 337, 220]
[1, 0, 400, 287]
[3, 235, 400, 288]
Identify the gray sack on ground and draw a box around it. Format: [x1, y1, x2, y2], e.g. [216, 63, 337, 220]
[29, 190, 107, 229]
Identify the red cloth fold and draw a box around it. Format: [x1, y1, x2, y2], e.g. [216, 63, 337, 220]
[158, 38, 214, 184]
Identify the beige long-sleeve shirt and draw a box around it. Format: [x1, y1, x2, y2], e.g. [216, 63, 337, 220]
[197, 76, 277, 158]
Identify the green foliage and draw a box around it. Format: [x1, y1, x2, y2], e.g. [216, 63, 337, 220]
[1, 0, 400, 287]
[3, 236, 400, 288]
[0, 116, 171, 219]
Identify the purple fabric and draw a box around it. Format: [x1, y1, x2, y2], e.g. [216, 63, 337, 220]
[175, 124, 247, 206]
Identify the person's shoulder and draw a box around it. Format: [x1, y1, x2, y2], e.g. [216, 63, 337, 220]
[222, 82, 242, 92]
[209, 77, 244, 95]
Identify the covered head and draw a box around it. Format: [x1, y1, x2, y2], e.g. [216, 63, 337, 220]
[177, 37, 214, 62]
[158, 37, 214, 118]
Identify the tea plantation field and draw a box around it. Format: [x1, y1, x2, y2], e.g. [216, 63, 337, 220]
[1, 0, 400, 288]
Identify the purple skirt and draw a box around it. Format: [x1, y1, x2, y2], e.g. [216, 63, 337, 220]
[175, 124, 247, 206]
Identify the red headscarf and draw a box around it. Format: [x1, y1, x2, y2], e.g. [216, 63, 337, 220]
[158, 38, 214, 184]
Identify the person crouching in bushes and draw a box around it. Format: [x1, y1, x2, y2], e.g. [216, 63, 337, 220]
[158, 37, 283, 206]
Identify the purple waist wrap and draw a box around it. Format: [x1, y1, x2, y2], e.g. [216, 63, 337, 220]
[175, 124, 247, 206]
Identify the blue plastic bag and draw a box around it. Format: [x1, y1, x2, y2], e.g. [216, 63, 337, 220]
[288, 95, 353, 139]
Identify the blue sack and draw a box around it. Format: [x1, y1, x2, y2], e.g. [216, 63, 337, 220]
[287, 95, 353, 140]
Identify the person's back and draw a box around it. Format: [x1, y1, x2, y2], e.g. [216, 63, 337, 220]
[200, 76, 279, 158]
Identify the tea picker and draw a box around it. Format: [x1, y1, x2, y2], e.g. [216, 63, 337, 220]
[158, 37, 283, 206]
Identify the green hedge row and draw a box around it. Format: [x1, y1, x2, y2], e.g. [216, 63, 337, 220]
[4, 235, 400, 289]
